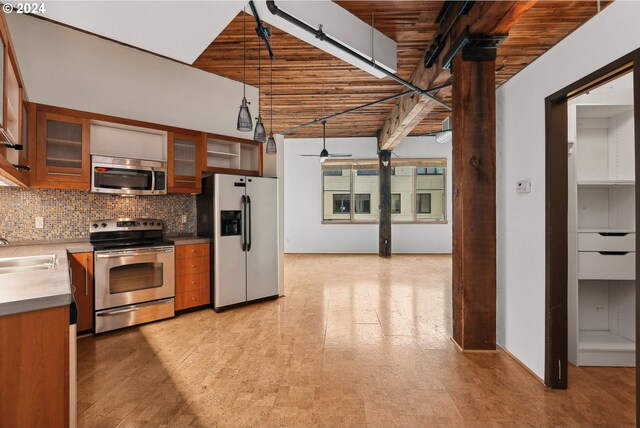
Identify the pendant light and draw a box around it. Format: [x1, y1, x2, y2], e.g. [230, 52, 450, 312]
[237, 8, 253, 132]
[265, 58, 277, 155]
[253, 38, 266, 143]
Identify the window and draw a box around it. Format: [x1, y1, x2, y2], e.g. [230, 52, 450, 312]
[322, 158, 447, 223]
[391, 194, 401, 214]
[333, 194, 350, 214]
[355, 194, 371, 214]
[417, 193, 432, 213]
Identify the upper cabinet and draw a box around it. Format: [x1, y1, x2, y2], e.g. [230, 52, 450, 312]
[204, 133, 262, 176]
[0, 12, 29, 186]
[168, 131, 202, 194]
[34, 109, 90, 189]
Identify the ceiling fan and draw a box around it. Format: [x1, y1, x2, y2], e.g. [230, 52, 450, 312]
[299, 120, 352, 159]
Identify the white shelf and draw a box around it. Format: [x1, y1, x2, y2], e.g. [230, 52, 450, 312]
[578, 180, 635, 186]
[207, 150, 239, 158]
[578, 228, 636, 233]
[579, 330, 635, 352]
[47, 138, 82, 145]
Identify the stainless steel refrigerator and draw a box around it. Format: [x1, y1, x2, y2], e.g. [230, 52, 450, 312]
[197, 173, 279, 311]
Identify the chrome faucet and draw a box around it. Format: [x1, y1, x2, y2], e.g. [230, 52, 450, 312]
[0, 237, 10, 245]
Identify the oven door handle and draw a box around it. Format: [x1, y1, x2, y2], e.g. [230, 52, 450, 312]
[96, 247, 174, 258]
[97, 306, 141, 316]
[97, 298, 175, 316]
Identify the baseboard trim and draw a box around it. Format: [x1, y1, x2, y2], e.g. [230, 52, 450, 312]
[450, 337, 500, 353]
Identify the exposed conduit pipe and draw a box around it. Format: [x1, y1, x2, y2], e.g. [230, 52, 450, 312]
[280, 82, 453, 135]
[265, 0, 452, 112]
[248, 0, 275, 60]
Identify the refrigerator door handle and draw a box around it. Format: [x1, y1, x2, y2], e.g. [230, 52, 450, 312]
[247, 195, 252, 251]
[241, 195, 247, 252]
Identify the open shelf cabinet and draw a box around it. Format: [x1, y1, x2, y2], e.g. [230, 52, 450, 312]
[203, 132, 262, 177]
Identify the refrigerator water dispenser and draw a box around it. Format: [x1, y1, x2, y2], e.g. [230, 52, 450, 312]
[220, 211, 242, 236]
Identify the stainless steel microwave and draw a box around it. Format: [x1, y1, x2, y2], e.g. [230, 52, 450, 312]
[91, 155, 167, 195]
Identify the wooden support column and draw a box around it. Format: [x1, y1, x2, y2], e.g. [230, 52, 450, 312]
[379, 150, 392, 257]
[452, 43, 497, 350]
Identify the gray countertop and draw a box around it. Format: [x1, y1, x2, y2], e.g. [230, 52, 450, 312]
[0, 243, 75, 317]
[0, 235, 210, 317]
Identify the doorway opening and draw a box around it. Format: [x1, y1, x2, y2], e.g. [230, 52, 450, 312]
[545, 50, 639, 415]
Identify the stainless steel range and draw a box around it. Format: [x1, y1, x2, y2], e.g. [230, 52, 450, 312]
[90, 218, 175, 333]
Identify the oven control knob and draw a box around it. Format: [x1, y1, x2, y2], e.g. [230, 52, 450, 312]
[101, 223, 107, 228]
[92, 223, 98, 228]
[142, 221, 147, 226]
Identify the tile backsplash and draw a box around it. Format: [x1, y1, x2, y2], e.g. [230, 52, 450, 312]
[0, 187, 196, 241]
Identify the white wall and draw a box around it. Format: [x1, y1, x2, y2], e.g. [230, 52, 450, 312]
[7, 13, 258, 138]
[284, 136, 452, 254]
[496, 1, 640, 379]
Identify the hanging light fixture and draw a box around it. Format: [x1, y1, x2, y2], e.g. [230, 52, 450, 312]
[266, 57, 277, 155]
[237, 8, 253, 132]
[253, 37, 266, 143]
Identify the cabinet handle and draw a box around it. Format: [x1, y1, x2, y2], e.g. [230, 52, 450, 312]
[191, 249, 196, 253]
[85, 254, 89, 296]
[192, 264, 196, 268]
[191, 297, 196, 301]
[191, 281, 196, 284]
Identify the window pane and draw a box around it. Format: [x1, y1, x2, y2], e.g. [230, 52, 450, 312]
[391, 194, 401, 214]
[333, 194, 351, 214]
[355, 194, 371, 214]
[391, 166, 413, 220]
[323, 169, 351, 220]
[353, 169, 378, 220]
[417, 193, 431, 213]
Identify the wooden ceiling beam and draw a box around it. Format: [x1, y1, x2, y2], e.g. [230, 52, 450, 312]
[377, 1, 537, 150]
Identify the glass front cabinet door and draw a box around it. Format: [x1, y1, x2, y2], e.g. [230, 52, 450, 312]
[168, 131, 202, 194]
[35, 110, 90, 189]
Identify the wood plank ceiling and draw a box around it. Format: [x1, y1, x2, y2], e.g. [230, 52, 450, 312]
[192, 1, 608, 139]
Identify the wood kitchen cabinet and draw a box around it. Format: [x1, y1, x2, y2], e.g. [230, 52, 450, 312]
[0, 11, 30, 187]
[175, 243, 210, 311]
[69, 251, 94, 333]
[0, 306, 69, 428]
[203, 132, 263, 177]
[34, 109, 91, 189]
[168, 131, 202, 194]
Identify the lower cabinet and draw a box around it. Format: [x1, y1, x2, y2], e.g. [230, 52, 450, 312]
[175, 244, 210, 311]
[69, 251, 93, 333]
[0, 306, 69, 428]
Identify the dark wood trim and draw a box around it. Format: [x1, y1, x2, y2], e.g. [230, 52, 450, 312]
[634, 49, 640, 424]
[544, 96, 568, 389]
[34, 102, 199, 136]
[379, 150, 392, 257]
[544, 50, 638, 393]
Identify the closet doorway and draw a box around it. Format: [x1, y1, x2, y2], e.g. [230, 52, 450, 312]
[545, 50, 639, 416]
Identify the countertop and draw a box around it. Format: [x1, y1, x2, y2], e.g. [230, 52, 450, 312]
[0, 242, 75, 317]
[0, 235, 210, 317]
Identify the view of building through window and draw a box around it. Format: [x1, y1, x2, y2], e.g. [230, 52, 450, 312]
[321, 159, 446, 222]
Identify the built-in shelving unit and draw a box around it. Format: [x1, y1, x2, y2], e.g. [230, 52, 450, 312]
[568, 100, 635, 367]
[204, 133, 261, 176]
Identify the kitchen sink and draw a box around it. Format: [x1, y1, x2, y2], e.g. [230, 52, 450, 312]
[0, 255, 58, 274]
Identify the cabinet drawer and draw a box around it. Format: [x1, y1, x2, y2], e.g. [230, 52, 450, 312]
[578, 251, 636, 280]
[578, 233, 635, 252]
[176, 255, 209, 276]
[176, 271, 209, 293]
[176, 244, 209, 259]
[176, 287, 210, 310]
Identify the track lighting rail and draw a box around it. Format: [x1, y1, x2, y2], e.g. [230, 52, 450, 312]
[265, 0, 451, 111]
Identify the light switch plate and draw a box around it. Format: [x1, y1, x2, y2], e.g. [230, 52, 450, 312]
[181, 214, 188, 224]
[35, 217, 44, 229]
[516, 179, 531, 194]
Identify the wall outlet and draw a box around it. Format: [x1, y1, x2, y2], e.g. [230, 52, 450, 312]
[35, 217, 44, 229]
[181, 214, 188, 224]
[516, 179, 531, 194]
